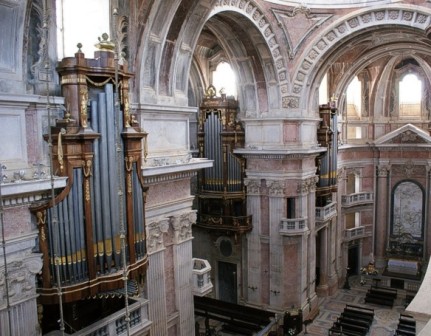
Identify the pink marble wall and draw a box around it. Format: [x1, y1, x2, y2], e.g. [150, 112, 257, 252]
[4, 206, 33, 239]
[164, 242, 176, 316]
[146, 178, 191, 207]
[283, 242, 299, 306]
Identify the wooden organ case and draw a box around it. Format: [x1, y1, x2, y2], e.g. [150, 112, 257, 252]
[196, 86, 252, 236]
[31, 44, 148, 331]
[316, 102, 339, 206]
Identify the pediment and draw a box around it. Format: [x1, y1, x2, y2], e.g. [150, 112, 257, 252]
[373, 124, 431, 145]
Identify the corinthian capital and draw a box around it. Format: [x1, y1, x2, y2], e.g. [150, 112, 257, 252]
[244, 179, 261, 195]
[170, 211, 195, 244]
[267, 180, 285, 196]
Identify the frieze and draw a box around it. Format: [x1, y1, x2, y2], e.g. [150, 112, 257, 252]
[144, 171, 197, 185]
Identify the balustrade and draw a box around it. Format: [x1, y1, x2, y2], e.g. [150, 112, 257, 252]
[192, 258, 213, 296]
[341, 192, 374, 207]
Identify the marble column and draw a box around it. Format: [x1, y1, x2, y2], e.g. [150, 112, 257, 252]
[171, 211, 195, 336]
[375, 165, 390, 268]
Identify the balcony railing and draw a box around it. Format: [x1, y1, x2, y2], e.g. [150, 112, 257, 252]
[280, 218, 308, 236]
[341, 192, 374, 207]
[192, 258, 213, 297]
[345, 226, 366, 240]
[315, 202, 337, 222]
[67, 297, 151, 335]
[197, 214, 252, 234]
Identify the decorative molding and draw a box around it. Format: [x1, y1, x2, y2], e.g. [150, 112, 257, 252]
[144, 171, 197, 185]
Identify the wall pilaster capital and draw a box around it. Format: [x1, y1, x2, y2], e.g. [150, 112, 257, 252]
[377, 165, 390, 177]
[170, 210, 196, 244]
[147, 218, 169, 254]
[267, 180, 285, 196]
[244, 178, 261, 195]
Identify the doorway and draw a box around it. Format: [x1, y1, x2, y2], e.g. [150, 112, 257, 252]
[218, 261, 237, 303]
[348, 245, 359, 275]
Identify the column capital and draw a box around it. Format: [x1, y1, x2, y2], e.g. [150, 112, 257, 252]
[147, 218, 169, 254]
[244, 178, 261, 195]
[377, 165, 390, 177]
[170, 210, 196, 244]
[267, 180, 285, 196]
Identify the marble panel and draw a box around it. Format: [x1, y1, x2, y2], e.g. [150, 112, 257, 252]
[0, 108, 27, 167]
[0, 2, 21, 79]
[246, 122, 282, 146]
[145, 118, 189, 155]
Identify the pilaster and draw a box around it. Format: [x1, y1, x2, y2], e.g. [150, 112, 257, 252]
[147, 218, 169, 336]
[375, 165, 390, 268]
[171, 211, 195, 336]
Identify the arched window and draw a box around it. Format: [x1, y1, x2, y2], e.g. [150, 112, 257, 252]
[56, 0, 109, 59]
[346, 76, 361, 119]
[212, 62, 237, 98]
[319, 72, 329, 105]
[399, 74, 422, 119]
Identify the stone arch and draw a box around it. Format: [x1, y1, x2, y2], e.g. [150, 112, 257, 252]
[298, 5, 431, 114]
[135, 0, 289, 114]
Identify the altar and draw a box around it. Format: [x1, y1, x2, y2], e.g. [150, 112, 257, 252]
[387, 259, 420, 277]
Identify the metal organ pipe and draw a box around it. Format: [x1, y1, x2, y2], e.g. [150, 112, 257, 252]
[97, 90, 113, 272]
[90, 100, 105, 272]
[105, 85, 121, 268]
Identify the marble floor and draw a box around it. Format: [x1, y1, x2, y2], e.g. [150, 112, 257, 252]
[305, 275, 413, 336]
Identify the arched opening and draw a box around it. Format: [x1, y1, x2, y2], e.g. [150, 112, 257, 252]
[212, 61, 237, 98]
[399, 73, 422, 119]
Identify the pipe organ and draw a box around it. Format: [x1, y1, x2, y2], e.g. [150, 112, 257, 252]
[31, 43, 148, 310]
[196, 86, 252, 235]
[316, 102, 339, 205]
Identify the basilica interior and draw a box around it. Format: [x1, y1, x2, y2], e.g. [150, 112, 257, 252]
[2, 0, 431, 335]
